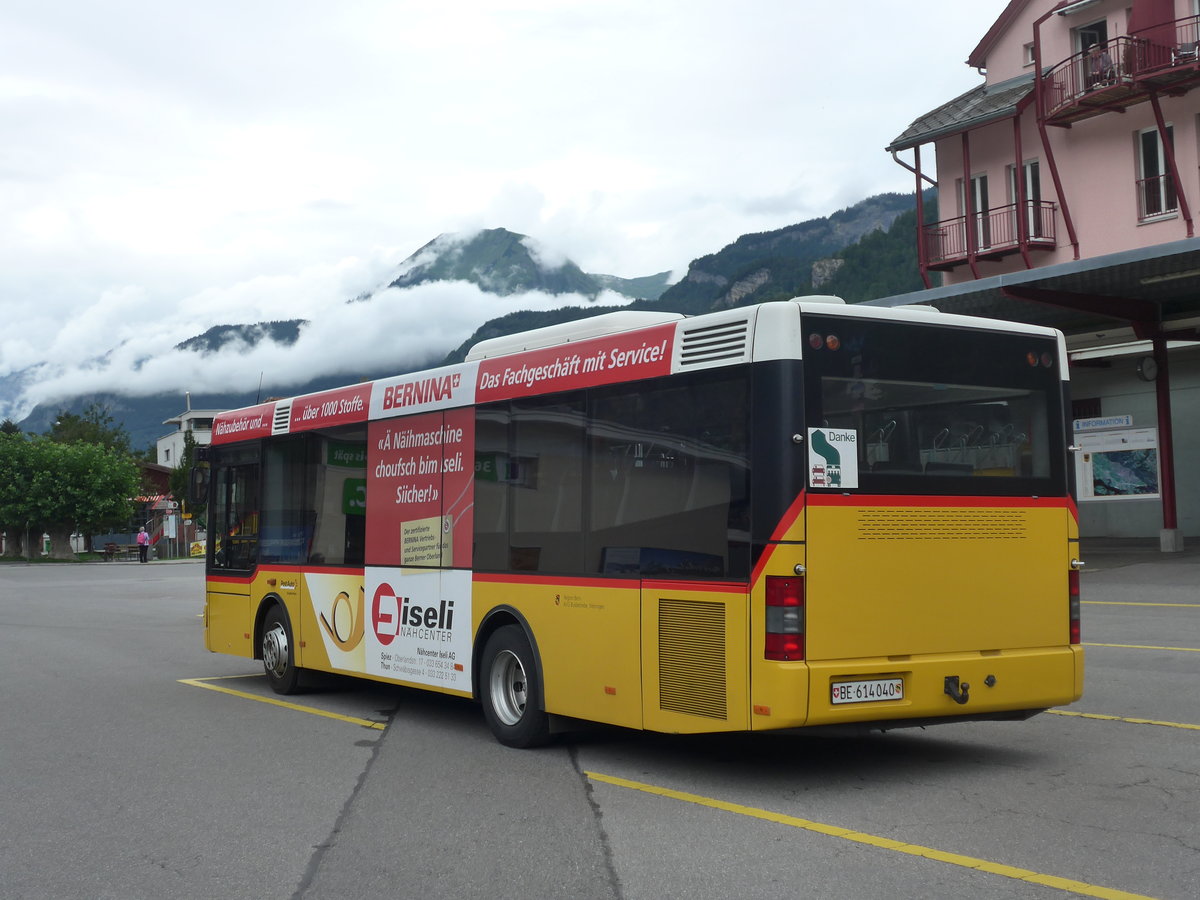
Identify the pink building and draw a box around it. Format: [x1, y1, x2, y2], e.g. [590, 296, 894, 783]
[885, 0, 1200, 550]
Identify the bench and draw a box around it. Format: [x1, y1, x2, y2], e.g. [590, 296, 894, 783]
[103, 543, 142, 560]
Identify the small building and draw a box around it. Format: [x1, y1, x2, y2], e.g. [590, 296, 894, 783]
[157, 393, 221, 469]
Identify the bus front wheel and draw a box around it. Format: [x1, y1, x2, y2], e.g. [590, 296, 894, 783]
[481, 625, 550, 748]
[262, 606, 303, 695]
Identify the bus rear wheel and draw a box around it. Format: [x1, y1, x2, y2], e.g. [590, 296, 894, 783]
[481, 625, 550, 748]
[262, 606, 303, 695]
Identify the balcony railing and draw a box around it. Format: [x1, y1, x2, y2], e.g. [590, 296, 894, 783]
[1043, 36, 1137, 118]
[1042, 17, 1200, 121]
[1137, 173, 1179, 221]
[923, 202, 1057, 269]
[1131, 14, 1199, 73]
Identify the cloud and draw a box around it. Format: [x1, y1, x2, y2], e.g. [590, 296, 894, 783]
[519, 234, 571, 271]
[7, 276, 626, 420]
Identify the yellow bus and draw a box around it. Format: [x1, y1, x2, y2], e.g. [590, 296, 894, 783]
[198, 297, 1083, 747]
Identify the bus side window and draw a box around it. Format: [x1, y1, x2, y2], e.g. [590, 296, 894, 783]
[510, 395, 586, 574]
[473, 406, 511, 572]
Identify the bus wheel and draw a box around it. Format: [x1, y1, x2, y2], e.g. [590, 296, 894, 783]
[262, 606, 302, 695]
[481, 625, 550, 748]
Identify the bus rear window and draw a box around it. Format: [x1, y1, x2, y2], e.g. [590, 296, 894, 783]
[804, 315, 1066, 496]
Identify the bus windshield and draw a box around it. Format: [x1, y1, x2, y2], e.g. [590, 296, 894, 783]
[804, 314, 1067, 496]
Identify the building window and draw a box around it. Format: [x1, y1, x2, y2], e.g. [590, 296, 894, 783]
[1074, 20, 1107, 55]
[1072, 397, 1102, 421]
[1137, 125, 1177, 220]
[1023, 42, 1035, 66]
[1008, 160, 1044, 238]
[958, 175, 991, 250]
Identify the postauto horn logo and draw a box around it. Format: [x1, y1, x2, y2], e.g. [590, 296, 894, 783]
[319, 587, 366, 650]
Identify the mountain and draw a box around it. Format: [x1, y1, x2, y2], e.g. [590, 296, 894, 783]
[387, 228, 672, 301]
[655, 193, 919, 314]
[175, 320, 306, 354]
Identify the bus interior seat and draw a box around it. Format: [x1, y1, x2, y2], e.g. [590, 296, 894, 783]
[923, 461, 975, 475]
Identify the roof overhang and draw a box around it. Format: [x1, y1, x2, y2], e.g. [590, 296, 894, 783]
[864, 238, 1200, 348]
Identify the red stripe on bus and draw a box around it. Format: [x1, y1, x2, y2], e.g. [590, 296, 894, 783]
[767, 491, 807, 543]
[473, 572, 640, 590]
[207, 565, 369, 583]
[804, 494, 1073, 509]
[641, 580, 748, 594]
[207, 574, 253, 586]
[751, 543, 783, 585]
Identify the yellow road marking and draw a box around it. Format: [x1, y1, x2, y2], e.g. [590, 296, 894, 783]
[1048, 709, 1200, 731]
[178, 675, 387, 730]
[1084, 641, 1200, 653]
[585, 772, 1153, 900]
[1083, 600, 1200, 608]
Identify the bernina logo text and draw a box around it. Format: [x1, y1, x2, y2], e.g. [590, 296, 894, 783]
[382, 374, 461, 410]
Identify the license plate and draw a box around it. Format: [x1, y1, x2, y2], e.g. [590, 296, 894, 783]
[831, 678, 904, 705]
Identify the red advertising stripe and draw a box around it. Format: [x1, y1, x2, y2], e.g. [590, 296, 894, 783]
[475, 323, 675, 402]
[290, 384, 372, 432]
[212, 402, 275, 445]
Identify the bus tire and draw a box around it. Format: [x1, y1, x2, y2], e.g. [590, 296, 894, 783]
[262, 605, 303, 695]
[481, 625, 550, 748]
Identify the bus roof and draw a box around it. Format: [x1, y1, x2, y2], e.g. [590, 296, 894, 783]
[211, 296, 1066, 444]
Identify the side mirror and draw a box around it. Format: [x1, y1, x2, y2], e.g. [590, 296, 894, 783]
[189, 466, 209, 506]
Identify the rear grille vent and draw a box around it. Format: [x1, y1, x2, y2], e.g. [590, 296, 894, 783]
[272, 401, 292, 435]
[856, 508, 1029, 541]
[679, 318, 749, 368]
[658, 598, 727, 719]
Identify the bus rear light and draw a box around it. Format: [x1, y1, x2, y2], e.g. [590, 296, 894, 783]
[765, 632, 804, 660]
[1068, 570, 1081, 644]
[765, 575, 805, 661]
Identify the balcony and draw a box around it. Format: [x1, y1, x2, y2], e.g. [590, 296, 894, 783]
[1042, 17, 1200, 126]
[923, 201, 1057, 271]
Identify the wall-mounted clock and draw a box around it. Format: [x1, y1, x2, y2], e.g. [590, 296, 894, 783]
[1136, 356, 1159, 382]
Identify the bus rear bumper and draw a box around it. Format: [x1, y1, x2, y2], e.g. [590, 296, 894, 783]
[752, 645, 1082, 731]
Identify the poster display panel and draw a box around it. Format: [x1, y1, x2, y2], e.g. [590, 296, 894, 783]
[365, 409, 475, 567]
[1074, 427, 1160, 500]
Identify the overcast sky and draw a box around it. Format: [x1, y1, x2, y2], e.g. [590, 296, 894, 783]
[0, 0, 1006, 420]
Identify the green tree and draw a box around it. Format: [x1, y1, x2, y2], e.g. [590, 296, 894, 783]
[0, 433, 34, 557]
[46, 402, 132, 455]
[33, 441, 139, 558]
[0, 418, 22, 436]
[0, 434, 139, 559]
[131, 442, 158, 465]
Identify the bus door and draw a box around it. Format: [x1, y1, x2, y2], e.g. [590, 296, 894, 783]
[204, 447, 260, 658]
[640, 580, 749, 733]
